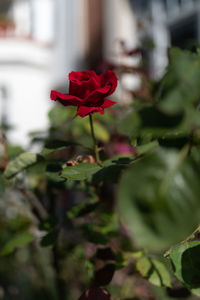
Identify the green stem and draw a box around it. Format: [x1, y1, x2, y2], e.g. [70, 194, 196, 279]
[89, 114, 102, 166]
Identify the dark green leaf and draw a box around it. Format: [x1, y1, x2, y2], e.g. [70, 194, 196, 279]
[139, 106, 184, 128]
[0, 173, 6, 196]
[102, 154, 134, 167]
[92, 165, 126, 184]
[45, 163, 65, 182]
[66, 202, 99, 219]
[81, 224, 108, 245]
[169, 241, 200, 296]
[41, 139, 78, 156]
[39, 217, 58, 231]
[158, 136, 188, 149]
[40, 229, 59, 248]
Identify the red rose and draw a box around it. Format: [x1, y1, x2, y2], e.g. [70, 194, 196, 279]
[50, 70, 118, 117]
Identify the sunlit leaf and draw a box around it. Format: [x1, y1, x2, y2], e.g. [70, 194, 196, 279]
[84, 121, 110, 142]
[136, 256, 171, 287]
[61, 163, 101, 181]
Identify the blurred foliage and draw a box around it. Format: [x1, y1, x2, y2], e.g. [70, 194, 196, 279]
[1, 47, 200, 300]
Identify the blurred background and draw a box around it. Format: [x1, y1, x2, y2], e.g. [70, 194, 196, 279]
[1, 0, 200, 147]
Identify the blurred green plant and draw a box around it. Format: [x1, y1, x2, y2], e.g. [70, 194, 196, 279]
[1, 47, 200, 300]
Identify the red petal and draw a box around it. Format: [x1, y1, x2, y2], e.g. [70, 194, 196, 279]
[69, 70, 99, 83]
[50, 90, 83, 106]
[77, 106, 104, 118]
[84, 70, 118, 105]
[84, 86, 112, 107]
[100, 70, 118, 96]
[101, 99, 116, 109]
[69, 71, 100, 98]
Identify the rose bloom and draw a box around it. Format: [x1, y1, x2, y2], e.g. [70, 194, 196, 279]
[50, 70, 118, 117]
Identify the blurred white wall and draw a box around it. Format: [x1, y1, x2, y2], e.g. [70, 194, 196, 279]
[31, 0, 54, 43]
[0, 0, 56, 147]
[0, 0, 91, 147]
[11, 0, 31, 37]
[0, 39, 52, 147]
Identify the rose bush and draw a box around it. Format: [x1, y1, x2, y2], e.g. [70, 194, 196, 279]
[2, 48, 200, 300]
[50, 70, 118, 117]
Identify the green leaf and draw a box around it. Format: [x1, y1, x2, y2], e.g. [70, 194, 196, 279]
[7, 145, 24, 160]
[61, 163, 101, 181]
[39, 217, 58, 231]
[169, 241, 200, 296]
[45, 163, 65, 182]
[92, 165, 126, 184]
[4, 153, 42, 179]
[117, 112, 141, 139]
[136, 140, 159, 155]
[158, 136, 188, 150]
[136, 256, 171, 287]
[48, 105, 71, 125]
[40, 229, 59, 248]
[81, 224, 108, 245]
[102, 154, 134, 167]
[118, 105, 184, 140]
[118, 147, 200, 251]
[158, 48, 200, 114]
[139, 106, 183, 129]
[66, 202, 99, 219]
[0, 233, 34, 255]
[84, 121, 110, 142]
